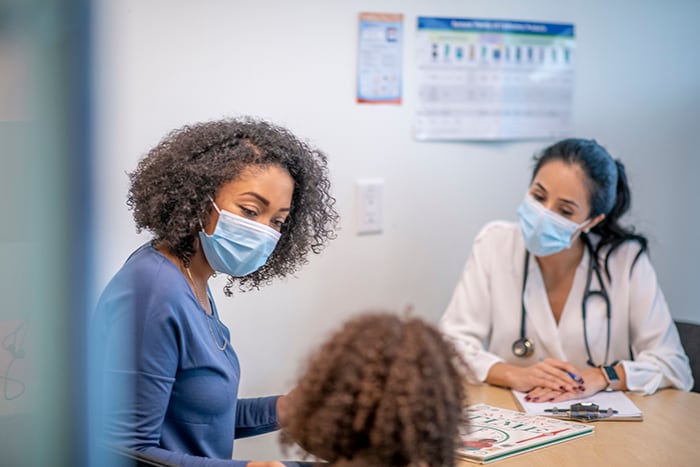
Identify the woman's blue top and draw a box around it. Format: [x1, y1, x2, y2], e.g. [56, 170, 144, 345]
[92, 243, 280, 467]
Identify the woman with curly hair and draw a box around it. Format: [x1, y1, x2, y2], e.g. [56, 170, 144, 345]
[281, 312, 470, 467]
[91, 117, 339, 467]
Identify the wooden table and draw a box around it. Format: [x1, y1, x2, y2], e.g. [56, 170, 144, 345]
[458, 384, 700, 466]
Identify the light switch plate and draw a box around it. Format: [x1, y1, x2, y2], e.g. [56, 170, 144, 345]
[355, 178, 384, 235]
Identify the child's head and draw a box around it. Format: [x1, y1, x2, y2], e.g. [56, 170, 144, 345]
[281, 312, 469, 467]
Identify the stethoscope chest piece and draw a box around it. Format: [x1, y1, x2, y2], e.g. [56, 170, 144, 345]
[512, 337, 535, 358]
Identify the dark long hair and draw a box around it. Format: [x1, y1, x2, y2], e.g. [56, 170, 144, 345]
[532, 138, 647, 279]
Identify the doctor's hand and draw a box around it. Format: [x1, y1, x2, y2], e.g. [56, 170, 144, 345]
[525, 366, 609, 403]
[487, 359, 584, 393]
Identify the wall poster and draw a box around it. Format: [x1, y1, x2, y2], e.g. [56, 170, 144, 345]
[415, 17, 575, 140]
[357, 12, 404, 104]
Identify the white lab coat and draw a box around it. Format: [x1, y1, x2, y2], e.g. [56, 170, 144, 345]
[439, 221, 693, 394]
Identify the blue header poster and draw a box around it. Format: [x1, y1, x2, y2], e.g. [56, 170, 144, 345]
[415, 17, 575, 140]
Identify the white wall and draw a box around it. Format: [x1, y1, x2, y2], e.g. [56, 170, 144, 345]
[91, 0, 700, 461]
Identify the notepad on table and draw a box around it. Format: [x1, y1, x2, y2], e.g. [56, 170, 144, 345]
[512, 389, 643, 421]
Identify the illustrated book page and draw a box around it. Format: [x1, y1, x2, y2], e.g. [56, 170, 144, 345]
[457, 403, 594, 464]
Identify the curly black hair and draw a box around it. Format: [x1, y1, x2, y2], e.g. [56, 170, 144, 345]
[281, 312, 470, 467]
[127, 117, 339, 293]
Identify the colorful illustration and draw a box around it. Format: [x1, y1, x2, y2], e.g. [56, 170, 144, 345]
[463, 438, 498, 451]
[457, 404, 593, 463]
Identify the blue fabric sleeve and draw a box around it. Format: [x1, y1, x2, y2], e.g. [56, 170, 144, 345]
[235, 396, 280, 438]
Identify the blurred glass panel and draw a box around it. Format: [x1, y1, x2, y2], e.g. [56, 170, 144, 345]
[0, 0, 91, 465]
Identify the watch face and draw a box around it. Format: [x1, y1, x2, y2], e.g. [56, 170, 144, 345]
[603, 365, 619, 381]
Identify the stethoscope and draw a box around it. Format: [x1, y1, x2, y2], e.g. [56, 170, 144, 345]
[512, 235, 612, 367]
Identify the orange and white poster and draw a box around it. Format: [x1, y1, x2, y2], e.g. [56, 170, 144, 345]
[357, 12, 404, 104]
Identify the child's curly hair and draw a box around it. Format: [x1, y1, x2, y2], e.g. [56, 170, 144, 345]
[127, 117, 339, 293]
[281, 312, 470, 467]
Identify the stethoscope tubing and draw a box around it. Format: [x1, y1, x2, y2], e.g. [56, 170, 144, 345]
[515, 236, 611, 367]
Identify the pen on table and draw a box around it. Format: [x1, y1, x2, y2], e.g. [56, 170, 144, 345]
[566, 371, 584, 384]
[544, 407, 619, 414]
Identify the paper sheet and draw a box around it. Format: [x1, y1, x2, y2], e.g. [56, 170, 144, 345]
[512, 390, 643, 420]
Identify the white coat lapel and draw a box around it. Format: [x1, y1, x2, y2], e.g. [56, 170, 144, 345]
[524, 258, 567, 360]
[558, 245, 598, 367]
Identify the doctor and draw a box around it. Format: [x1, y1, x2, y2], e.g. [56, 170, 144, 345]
[440, 138, 693, 403]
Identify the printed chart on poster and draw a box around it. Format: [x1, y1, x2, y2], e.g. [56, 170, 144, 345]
[357, 12, 404, 104]
[415, 17, 575, 141]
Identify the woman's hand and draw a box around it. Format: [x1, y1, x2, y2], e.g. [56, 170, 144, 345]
[525, 366, 609, 403]
[276, 388, 297, 427]
[487, 359, 585, 393]
[246, 462, 285, 467]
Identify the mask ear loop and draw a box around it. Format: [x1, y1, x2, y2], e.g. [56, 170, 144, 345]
[581, 213, 606, 236]
[201, 195, 223, 231]
[198, 196, 218, 278]
[570, 217, 593, 244]
[207, 195, 221, 213]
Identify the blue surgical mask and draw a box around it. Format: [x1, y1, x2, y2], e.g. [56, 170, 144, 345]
[517, 194, 587, 257]
[199, 202, 281, 277]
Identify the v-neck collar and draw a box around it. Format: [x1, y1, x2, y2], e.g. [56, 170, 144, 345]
[523, 245, 590, 360]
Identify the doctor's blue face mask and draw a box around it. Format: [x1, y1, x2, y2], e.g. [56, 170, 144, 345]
[517, 194, 588, 257]
[198, 200, 281, 277]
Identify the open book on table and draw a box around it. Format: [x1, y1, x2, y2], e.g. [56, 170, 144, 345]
[457, 404, 594, 464]
[512, 389, 643, 421]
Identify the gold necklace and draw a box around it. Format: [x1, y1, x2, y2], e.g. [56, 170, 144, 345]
[207, 318, 228, 351]
[185, 266, 227, 351]
[185, 267, 209, 309]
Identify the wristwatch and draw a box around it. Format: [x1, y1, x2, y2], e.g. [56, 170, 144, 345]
[600, 365, 621, 391]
